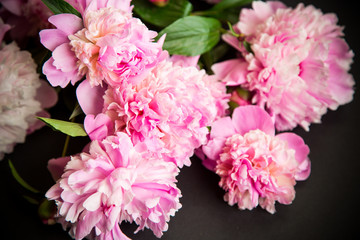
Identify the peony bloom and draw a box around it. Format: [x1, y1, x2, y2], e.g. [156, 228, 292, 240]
[0, 0, 53, 40]
[40, 0, 165, 88]
[213, 1, 355, 131]
[101, 60, 229, 167]
[0, 19, 57, 160]
[200, 106, 311, 213]
[46, 132, 182, 239]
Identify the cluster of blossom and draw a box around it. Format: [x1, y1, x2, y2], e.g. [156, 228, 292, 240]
[1, 0, 354, 239]
[43, 0, 354, 239]
[0, 13, 57, 160]
[40, 0, 229, 239]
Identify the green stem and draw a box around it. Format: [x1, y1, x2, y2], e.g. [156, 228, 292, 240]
[220, 27, 228, 35]
[61, 117, 76, 157]
[61, 135, 70, 157]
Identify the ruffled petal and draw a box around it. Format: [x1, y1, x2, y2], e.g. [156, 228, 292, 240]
[48, 14, 83, 35]
[39, 29, 69, 52]
[52, 43, 78, 73]
[84, 114, 114, 141]
[43, 57, 72, 88]
[232, 106, 275, 135]
[276, 132, 311, 181]
[212, 59, 249, 86]
[76, 80, 106, 115]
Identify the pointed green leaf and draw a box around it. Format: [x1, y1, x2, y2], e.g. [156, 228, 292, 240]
[133, 0, 193, 27]
[158, 16, 221, 56]
[8, 160, 40, 193]
[37, 117, 87, 137]
[41, 0, 81, 17]
[69, 104, 83, 120]
[211, 0, 253, 11]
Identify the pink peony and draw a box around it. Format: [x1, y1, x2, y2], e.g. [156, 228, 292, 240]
[46, 132, 182, 239]
[200, 106, 310, 213]
[40, 1, 165, 88]
[0, 19, 57, 160]
[213, 1, 355, 131]
[101, 60, 229, 167]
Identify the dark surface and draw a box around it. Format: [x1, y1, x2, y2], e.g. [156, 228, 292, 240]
[1, 0, 360, 239]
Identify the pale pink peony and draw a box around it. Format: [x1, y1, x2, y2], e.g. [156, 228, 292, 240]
[213, 1, 355, 131]
[102, 60, 229, 167]
[0, 0, 53, 40]
[46, 132, 182, 239]
[40, 1, 165, 88]
[0, 20, 57, 160]
[200, 106, 310, 213]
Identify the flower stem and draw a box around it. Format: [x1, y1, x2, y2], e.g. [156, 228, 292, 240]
[61, 135, 70, 157]
[61, 117, 76, 157]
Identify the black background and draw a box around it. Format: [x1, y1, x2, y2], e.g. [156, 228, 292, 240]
[1, 0, 359, 239]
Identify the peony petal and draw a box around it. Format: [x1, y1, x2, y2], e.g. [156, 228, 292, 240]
[222, 34, 242, 52]
[43, 57, 72, 88]
[76, 210, 102, 239]
[52, 43, 78, 73]
[232, 106, 275, 135]
[35, 80, 58, 109]
[0, 19, 11, 43]
[39, 29, 69, 52]
[47, 157, 71, 181]
[210, 116, 236, 139]
[170, 55, 200, 68]
[76, 80, 106, 115]
[84, 114, 114, 141]
[212, 59, 248, 86]
[1, 0, 22, 15]
[202, 137, 227, 171]
[83, 192, 102, 211]
[276, 132, 311, 181]
[48, 14, 83, 35]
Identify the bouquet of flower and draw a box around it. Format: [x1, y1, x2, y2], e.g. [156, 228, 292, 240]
[0, 0, 356, 239]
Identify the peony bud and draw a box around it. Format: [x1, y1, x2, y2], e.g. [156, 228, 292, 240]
[149, 0, 169, 7]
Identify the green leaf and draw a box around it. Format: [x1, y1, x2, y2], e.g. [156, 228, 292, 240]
[211, 0, 253, 11]
[69, 104, 83, 120]
[132, 0, 193, 28]
[192, 6, 241, 25]
[8, 160, 40, 193]
[37, 117, 87, 137]
[158, 16, 221, 56]
[41, 0, 81, 17]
